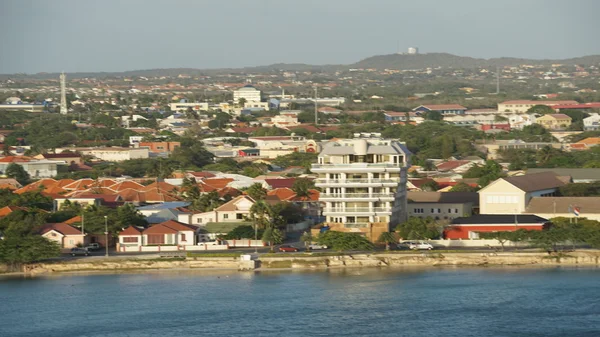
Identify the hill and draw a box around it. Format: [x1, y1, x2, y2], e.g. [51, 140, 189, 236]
[2, 53, 600, 79]
[351, 52, 600, 70]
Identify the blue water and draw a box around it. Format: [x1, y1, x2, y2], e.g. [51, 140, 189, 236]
[1, 267, 600, 337]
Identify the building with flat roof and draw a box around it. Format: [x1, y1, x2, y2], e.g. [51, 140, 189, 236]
[498, 100, 578, 113]
[234, 85, 261, 103]
[311, 133, 411, 241]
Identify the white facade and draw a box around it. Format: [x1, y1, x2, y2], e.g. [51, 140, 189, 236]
[0, 160, 62, 178]
[169, 102, 209, 111]
[234, 85, 261, 103]
[584, 113, 600, 131]
[76, 147, 149, 162]
[244, 101, 269, 111]
[312, 134, 411, 229]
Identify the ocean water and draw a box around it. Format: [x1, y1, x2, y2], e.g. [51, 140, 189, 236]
[1, 267, 600, 337]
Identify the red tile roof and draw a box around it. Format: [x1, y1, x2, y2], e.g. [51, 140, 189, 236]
[143, 220, 194, 234]
[264, 178, 297, 189]
[109, 180, 146, 191]
[416, 104, 467, 111]
[40, 223, 83, 236]
[436, 160, 472, 172]
[202, 178, 234, 190]
[0, 156, 32, 163]
[119, 226, 142, 235]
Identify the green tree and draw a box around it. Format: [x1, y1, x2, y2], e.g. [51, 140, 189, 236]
[420, 180, 440, 192]
[463, 160, 504, 187]
[291, 178, 315, 198]
[396, 217, 441, 240]
[5, 163, 30, 185]
[449, 182, 477, 192]
[226, 225, 262, 240]
[0, 235, 61, 269]
[478, 231, 514, 251]
[527, 105, 555, 115]
[316, 231, 374, 251]
[246, 183, 267, 201]
[237, 97, 247, 107]
[425, 111, 443, 121]
[115, 203, 148, 229]
[377, 232, 398, 251]
[262, 227, 283, 252]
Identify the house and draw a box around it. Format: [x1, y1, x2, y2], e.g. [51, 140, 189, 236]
[73, 147, 149, 162]
[478, 172, 566, 214]
[35, 152, 83, 166]
[479, 123, 511, 133]
[407, 191, 479, 221]
[384, 111, 424, 124]
[444, 215, 550, 239]
[524, 197, 600, 222]
[498, 100, 578, 113]
[117, 220, 196, 249]
[40, 223, 85, 249]
[413, 104, 467, 115]
[477, 140, 563, 160]
[0, 156, 64, 178]
[583, 113, 600, 131]
[525, 168, 600, 183]
[535, 114, 572, 130]
[435, 160, 475, 173]
[264, 178, 297, 190]
[574, 137, 600, 148]
[187, 195, 255, 225]
[138, 141, 180, 154]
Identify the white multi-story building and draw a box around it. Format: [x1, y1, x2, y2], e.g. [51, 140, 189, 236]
[234, 85, 261, 103]
[584, 113, 600, 131]
[311, 134, 411, 241]
[169, 102, 209, 112]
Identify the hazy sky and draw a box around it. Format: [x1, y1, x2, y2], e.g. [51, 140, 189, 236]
[1, 0, 599, 74]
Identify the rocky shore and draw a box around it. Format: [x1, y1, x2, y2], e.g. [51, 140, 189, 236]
[4, 251, 600, 276]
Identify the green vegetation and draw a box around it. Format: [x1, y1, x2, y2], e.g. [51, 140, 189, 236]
[262, 227, 283, 252]
[316, 231, 374, 251]
[224, 225, 262, 240]
[559, 182, 600, 197]
[395, 217, 442, 240]
[377, 232, 398, 251]
[5, 163, 30, 185]
[462, 160, 505, 187]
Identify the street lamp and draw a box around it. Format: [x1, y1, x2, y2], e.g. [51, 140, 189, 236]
[254, 223, 258, 254]
[104, 216, 109, 257]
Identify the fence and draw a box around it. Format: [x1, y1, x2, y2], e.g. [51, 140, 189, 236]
[119, 244, 229, 252]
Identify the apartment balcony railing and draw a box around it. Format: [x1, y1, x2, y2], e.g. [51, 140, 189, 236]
[311, 163, 403, 169]
[315, 178, 400, 184]
[344, 223, 369, 228]
[320, 193, 395, 199]
[324, 207, 392, 213]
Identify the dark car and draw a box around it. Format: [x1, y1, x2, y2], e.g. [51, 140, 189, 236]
[279, 245, 299, 252]
[70, 248, 90, 256]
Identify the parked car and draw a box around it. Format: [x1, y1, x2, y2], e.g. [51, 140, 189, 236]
[279, 245, 299, 252]
[308, 244, 328, 250]
[85, 243, 101, 251]
[409, 242, 434, 250]
[70, 248, 91, 256]
[397, 241, 415, 249]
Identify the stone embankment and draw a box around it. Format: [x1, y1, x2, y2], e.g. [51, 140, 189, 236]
[4, 251, 600, 275]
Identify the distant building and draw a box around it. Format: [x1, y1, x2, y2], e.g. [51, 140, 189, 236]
[234, 85, 261, 103]
[0, 156, 63, 178]
[498, 100, 578, 113]
[444, 215, 549, 240]
[168, 102, 209, 112]
[138, 142, 180, 154]
[74, 147, 149, 162]
[477, 140, 563, 160]
[535, 114, 572, 130]
[583, 113, 600, 131]
[413, 104, 467, 115]
[407, 47, 419, 54]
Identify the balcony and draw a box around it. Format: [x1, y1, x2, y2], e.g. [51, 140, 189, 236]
[311, 162, 404, 173]
[323, 207, 392, 214]
[315, 178, 400, 186]
[319, 193, 395, 200]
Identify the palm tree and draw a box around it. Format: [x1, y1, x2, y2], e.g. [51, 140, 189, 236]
[262, 227, 283, 253]
[378, 232, 398, 251]
[300, 231, 313, 250]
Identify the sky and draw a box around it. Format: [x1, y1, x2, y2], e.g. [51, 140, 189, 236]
[1, 0, 599, 74]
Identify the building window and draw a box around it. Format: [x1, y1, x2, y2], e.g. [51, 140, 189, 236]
[197, 218, 202, 223]
[181, 234, 186, 242]
[236, 214, 244, 220]
[414, 208, 424, 214]
[123, 237, 138, 243]
[224, 214, 229, 219]
[469, 231, 480, 239]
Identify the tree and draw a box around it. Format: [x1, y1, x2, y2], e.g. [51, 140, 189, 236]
[396, 217, 441, 240]
[422, 160, 436, 172]
[463, 160, 504, 187]
[449, 182, 477, 192]
[262, 227, 283, 252]
[316, 231, 374, 251]
[291, 178, 315, 198]
[425, 111, 443, 121]
[420, 180, 440, 192]
[249, 200, 271, 230]
[115, 203, 148, 229]
[246, 183, 267, 201]
[527, 105, 555, 115]
[5, 163, 30, 185]
[378, 232, 397, 251]
[0, 235, 61, 269]
[226, 225, 262, 240]
[237, 97, 247, 107]
[478, 231, 514, 251]
[300, 231, 313, 250]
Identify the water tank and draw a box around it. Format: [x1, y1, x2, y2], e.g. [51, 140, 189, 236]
[354, 139, 368, 155]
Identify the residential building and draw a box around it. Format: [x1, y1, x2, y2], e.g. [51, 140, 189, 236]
[526, 168, 600, 183]
[477, 140, 563, 160]
[0, 103, 45, 113]
[535, 114, 572, 130]
[524, 197, 600, 222]
[583, 113, 600, 131]
[0, 156, 63, 178]
[498, 100, 578, 113]
[384, 111, 424, 124]
[413, 104, 467, 115]
[136, 202, 191, 223]
[234, 85, 261, 103]
[478, 172, 566, 214]
[40, 223, 85, 249]
[168, 102, 209, 112]
[138, 141, 180, 154]
[407, 191, 479, 221]
[187, 195, 255, 225]
[312, 133, 411, 241]
[117, 220, 196, 249]
[74, 147, 149, 162]
[54, 194, 123, 210]
[444, 215, 549, 239]
[243, 101, 269, 111]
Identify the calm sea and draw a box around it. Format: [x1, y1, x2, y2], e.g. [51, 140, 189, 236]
[1, 267, 599, 337]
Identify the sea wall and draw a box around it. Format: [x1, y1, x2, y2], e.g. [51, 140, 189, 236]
[7, 251, 600, 276]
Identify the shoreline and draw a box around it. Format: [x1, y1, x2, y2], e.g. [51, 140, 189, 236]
[2, 250, 600, 277]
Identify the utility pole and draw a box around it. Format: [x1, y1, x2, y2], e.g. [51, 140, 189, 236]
[104, 216, 109, 257]
[81, 212, 85, 245]
[254, 223, 258, 254]
[496, 66, 500, 94]
[314, 86, 318, 126]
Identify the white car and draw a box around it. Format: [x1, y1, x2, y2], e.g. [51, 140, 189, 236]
[409, 242, 434, 250]
[308, 244, 328, 250]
